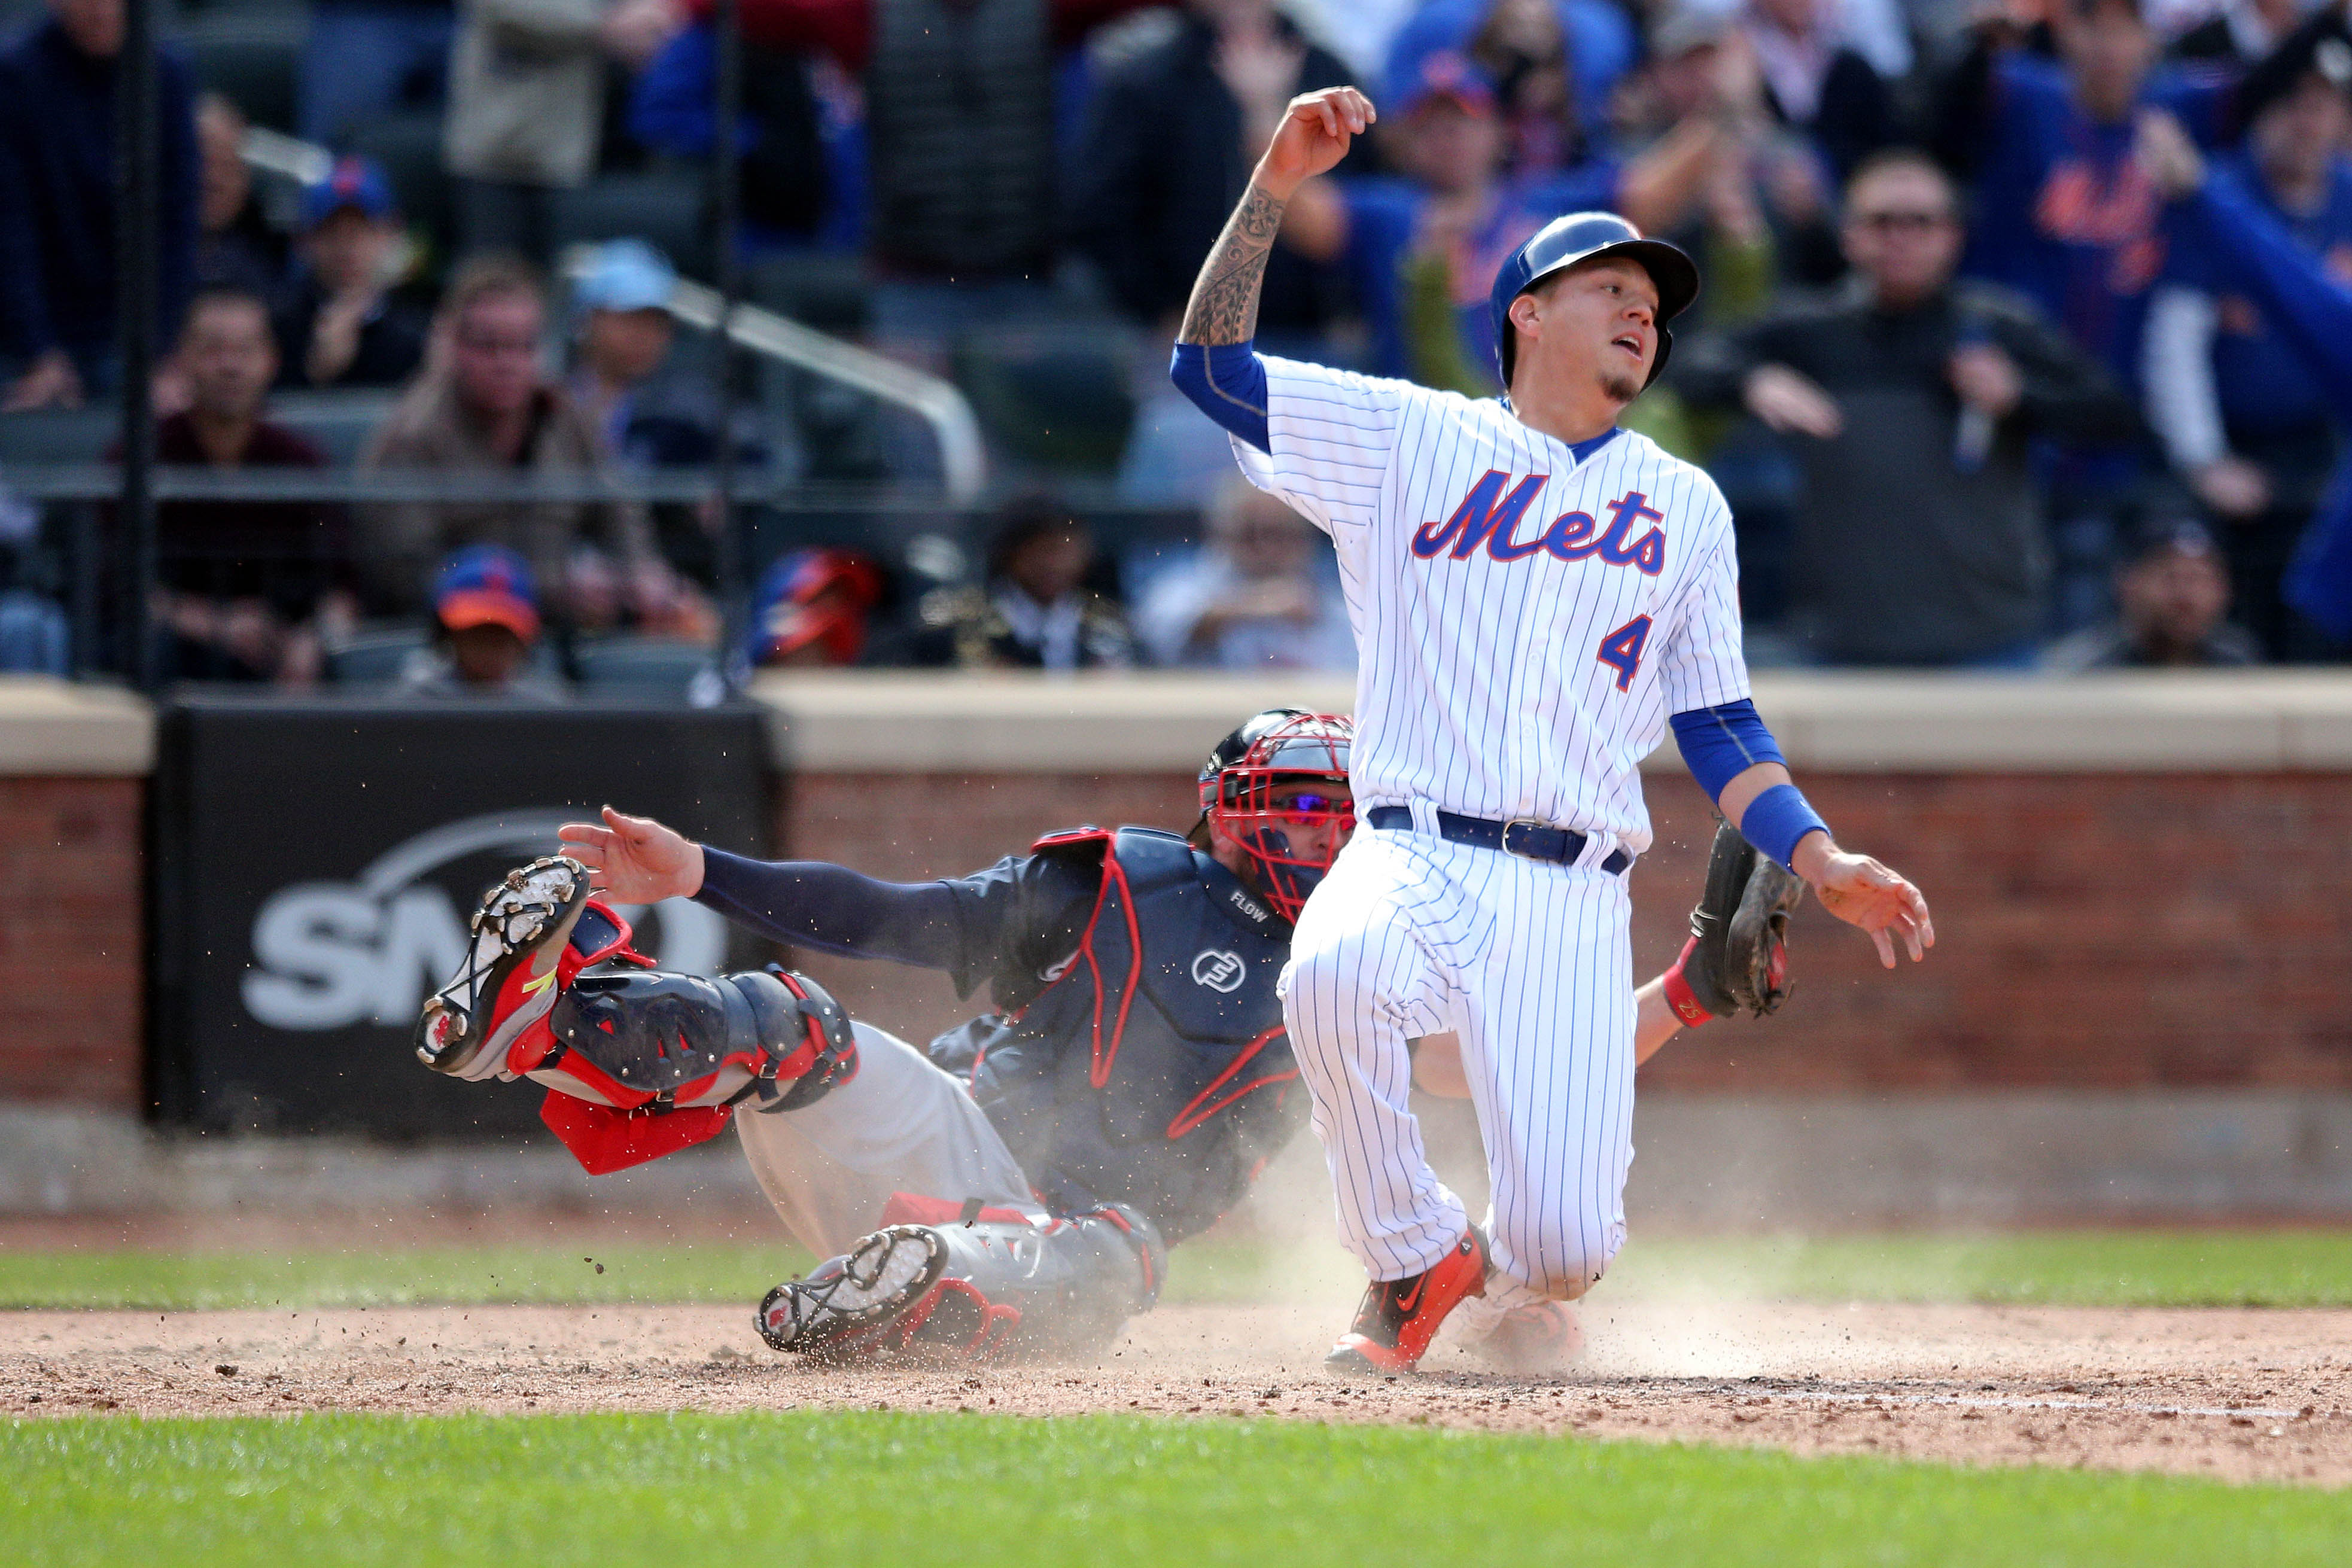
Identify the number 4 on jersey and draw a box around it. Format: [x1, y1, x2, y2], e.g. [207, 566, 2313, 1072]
[1595, 615, 1652, 691]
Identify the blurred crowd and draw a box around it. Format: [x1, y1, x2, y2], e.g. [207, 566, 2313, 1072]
[3, 0, 2351, 694]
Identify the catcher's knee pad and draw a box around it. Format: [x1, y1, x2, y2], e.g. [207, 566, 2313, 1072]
[527, 965, 858, 1114]
[759, 1202, 1167, 1365]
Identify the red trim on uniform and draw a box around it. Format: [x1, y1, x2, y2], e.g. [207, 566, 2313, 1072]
[1000, 829, 1142, 1091]
[1030, 827, 1113, 850]
[1090, 852, 1144, 1088]
[1661, 936, 1712, 1027]
[538, 1092, 732, 1174]
[878, 1192, 1039, 1228]
[1005, 833, 1113, 1030]
[1166, 1025, 1295, 1137]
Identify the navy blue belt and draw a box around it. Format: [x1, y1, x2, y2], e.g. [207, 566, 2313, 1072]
[1365, 806, 1632, 875]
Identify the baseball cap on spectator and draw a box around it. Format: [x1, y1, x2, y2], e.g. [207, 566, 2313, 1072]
[2123, 513, 2222, 567]
[1389, 50, 1499, 119]
[573, 239, 678, 316]
[300, 156, 397, 231]
[433, 544, 541, 641]
[744, 549, 884, 667]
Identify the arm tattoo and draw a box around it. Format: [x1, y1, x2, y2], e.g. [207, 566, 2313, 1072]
[1178, 183, 1289, 346]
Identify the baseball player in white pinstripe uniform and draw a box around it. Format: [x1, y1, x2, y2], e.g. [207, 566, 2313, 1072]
[1170, 86, 1936, 1373]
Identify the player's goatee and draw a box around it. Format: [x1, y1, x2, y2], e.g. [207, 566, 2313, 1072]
[1599, 367, 1642, 404]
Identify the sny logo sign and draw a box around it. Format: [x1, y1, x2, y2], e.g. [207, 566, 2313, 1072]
[1410, 473, 1665, 575]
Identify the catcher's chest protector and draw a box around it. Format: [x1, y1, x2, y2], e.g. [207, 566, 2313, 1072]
[948, 827, 1304, 1243]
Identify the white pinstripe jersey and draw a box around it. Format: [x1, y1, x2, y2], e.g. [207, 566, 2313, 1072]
[1234, 356, 1751, 855]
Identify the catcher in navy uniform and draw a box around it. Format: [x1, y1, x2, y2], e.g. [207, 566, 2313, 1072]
[413, 708, 1796, 1369]
[416, 710, 1355, 1363]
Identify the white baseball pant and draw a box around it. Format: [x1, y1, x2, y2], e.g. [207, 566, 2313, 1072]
[734, 1021, 1042, 1260]
[1280, 812, 1636, 1309]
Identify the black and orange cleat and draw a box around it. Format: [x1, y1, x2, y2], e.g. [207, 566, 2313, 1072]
[1325, 1226, 1489, 1375]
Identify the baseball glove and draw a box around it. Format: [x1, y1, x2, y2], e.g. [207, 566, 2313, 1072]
[1663, 821, 1805, 1024]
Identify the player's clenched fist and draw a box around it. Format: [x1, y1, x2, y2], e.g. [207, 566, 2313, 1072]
[1256, 87, 1374, 197]
[1791, 838, 1934, 970]
[558, 805, 705, 903]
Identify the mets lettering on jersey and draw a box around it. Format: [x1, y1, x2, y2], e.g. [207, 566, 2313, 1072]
[1409, 474, 1668, 575]
[1234, 356, 1748, 858]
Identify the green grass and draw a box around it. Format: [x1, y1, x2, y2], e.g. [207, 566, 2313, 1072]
[4, 1410, 2343, 1567]
[0, 1237, 1303, 1312]
[8, 1229, 2352, 1313]
[0, 1243, 816, 1311]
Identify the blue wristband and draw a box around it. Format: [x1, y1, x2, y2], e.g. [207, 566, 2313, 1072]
[1739, 784, 1828, 872]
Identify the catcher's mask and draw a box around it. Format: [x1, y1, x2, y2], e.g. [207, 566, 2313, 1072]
[1198, 710, 1355, 922]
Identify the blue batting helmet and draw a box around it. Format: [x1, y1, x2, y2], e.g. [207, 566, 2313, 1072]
[1489, 212, 1700, 390]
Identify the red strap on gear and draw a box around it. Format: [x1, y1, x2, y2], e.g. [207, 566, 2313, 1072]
[1661, 935, 1713, 1028]
[877, 1191, 1041, 1228]
[540, 1092, 733, 1174]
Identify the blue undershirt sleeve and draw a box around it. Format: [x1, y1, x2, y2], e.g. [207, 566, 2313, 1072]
[1669, 699, 1787, 803]
[1170, 341, 1272, 453]
[692, 848, 969, 970]
[1669, 701, 1828, 869]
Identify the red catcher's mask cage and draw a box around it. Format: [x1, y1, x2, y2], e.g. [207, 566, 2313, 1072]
[1200, 713, 1355, 922]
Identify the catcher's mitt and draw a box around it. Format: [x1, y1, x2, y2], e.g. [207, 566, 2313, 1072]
[1663, 821, 1805, 1024]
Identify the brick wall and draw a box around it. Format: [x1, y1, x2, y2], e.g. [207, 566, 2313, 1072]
[783, 771, 2352, 1091]
[10, 763, 2338, 1117]
[0, 779, 143, 1107]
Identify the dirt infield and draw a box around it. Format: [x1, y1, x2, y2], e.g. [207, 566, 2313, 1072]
[8, 1299, 2350, 1487]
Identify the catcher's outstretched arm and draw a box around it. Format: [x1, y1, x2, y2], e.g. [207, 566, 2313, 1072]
[561, 806, 978, 973]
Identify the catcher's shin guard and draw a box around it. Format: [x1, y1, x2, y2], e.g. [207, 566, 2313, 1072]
[758, 1202, 1167, 1365]
[528, 965, 858, 1115]
[415, 857, 636, 1080]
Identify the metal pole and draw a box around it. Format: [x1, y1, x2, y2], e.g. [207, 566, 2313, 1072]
[115, 0, 160, 689]
[712, 0, 746, 682]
